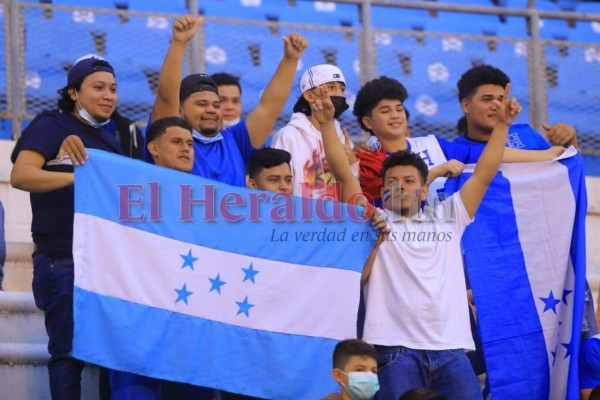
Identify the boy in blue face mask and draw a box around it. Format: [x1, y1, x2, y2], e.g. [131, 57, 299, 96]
[324, 339, 380, 400]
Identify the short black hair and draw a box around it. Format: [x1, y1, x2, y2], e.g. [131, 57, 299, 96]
[146, 117, 193, 144]
[210, 72, 242, 94]
[457, 64, 510, 102]
[399, 388, 447, 400]
[332, 339, 378, 370]
[353, 76, 408, 134]
[247, 148, 291, 180]
[381, 150, 428, 185]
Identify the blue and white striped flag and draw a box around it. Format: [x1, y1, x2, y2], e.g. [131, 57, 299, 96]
[72, 150, 376, 399]
[445, 147, 587, 399]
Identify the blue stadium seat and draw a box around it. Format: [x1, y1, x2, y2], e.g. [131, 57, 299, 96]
[113, 67, 154, 120]
[25, 65, 65, 115]
[571, 2, 600, 43]
[202, 0, 271, 20]
[555, 0, 579, 12]
[204, 23, 271, 70]
[425, 11, 503, 36]
[24, 8, 99, 65]
[494, 16, 529, 38]
[277, 1, 359, 27]
[44, 0, 116, 8]
[105, 17, 171, 69]
[536, 0, 571, 40]
[407, 81, 462, 127]
[126, 0, 187, 13]
[371, 5, 429, 31]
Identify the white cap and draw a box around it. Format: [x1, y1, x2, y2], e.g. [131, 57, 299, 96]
[299, 64, 346, 94]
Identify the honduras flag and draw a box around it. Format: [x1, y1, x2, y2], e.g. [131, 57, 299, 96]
[445, 147, 586, 399]
[72, 150, 376, 399]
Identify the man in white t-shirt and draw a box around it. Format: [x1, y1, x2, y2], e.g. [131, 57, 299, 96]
[360, 83, 522, 400]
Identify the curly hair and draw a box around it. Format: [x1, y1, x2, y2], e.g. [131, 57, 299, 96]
[353, 76, 408, 134]
[456, 64, 510, 102]
[381, 150, 428, 184]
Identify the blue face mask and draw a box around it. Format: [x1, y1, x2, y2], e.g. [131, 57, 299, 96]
[192, 129, 223, 144]
[340, 371, 380, 400]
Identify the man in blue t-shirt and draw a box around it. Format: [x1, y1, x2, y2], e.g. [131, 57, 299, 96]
[11, 55, 123, 400]
[455, 64, 577, 160]
[148, 15, 307, 187]
[452, 64, 593, 389]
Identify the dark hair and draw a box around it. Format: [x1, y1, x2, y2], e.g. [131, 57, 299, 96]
[399, 388, 447, 400]
[590, 385, 600, 400]
[353, 76, 408, 134]
[292, 95, 311, 116]
[57, 81, 82, 113]
[457, 64, 510, 102]
[457, 115, 468, 136]
[381, 150, 428, 185]
[146, 117, 193, 144]
[332, 339, 378, 370]
[247, 148, 291, 180]
[210, 72, 242, 94]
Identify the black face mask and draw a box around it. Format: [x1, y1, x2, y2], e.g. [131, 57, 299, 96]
[330, 96, 349, 119]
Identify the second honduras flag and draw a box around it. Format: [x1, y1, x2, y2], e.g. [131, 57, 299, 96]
[445, 147, 587, 400]
[72, 150, 376, 399]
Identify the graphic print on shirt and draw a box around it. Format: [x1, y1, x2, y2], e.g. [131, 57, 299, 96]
[301, 140, 340, 200]
[507, 131, 526, 148]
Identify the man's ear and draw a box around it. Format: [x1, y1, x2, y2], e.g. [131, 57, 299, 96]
[460, 98, 470, 114]
[247, 178, 258, 190]
[68, 88, 77, 102]
[419, 183, 430, 201]
[362, 116, 373, 131]
[147, 142, 159, 158]
[303, 90, 315, 102]
[331, 368, 345, 385]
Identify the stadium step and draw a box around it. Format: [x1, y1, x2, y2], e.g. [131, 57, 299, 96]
[0, 290, 101, 399]
[3, 242, 34, 292]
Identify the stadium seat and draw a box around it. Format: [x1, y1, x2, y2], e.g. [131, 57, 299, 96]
[24, 65, 65, 115]
[536, 0, 571, 40]
[371, 5, 429, 31]
[126, 0, 187, 13]
[113, 67, 154, 121]
[105, 17, 172, 69]
[203, 0, 272, 20]
[570, 2, 600, 43]
[555, 0, 578, 12]
[24, 8, 100, 65]
[425, 10, 504, 36]
[43, 0, 116, 8]
[277, 1, 360, 27]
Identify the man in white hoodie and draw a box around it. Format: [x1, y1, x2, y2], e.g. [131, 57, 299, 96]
[271, 64, 359, 200]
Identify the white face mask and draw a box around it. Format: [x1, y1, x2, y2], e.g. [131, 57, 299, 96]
[75, 92, 110, 128]
[222, 118, 240, 129]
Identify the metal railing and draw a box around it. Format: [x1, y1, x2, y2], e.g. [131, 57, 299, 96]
[1, 0, 600, 153]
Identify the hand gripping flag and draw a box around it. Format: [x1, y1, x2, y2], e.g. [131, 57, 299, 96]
[72, 150, 376, 399]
